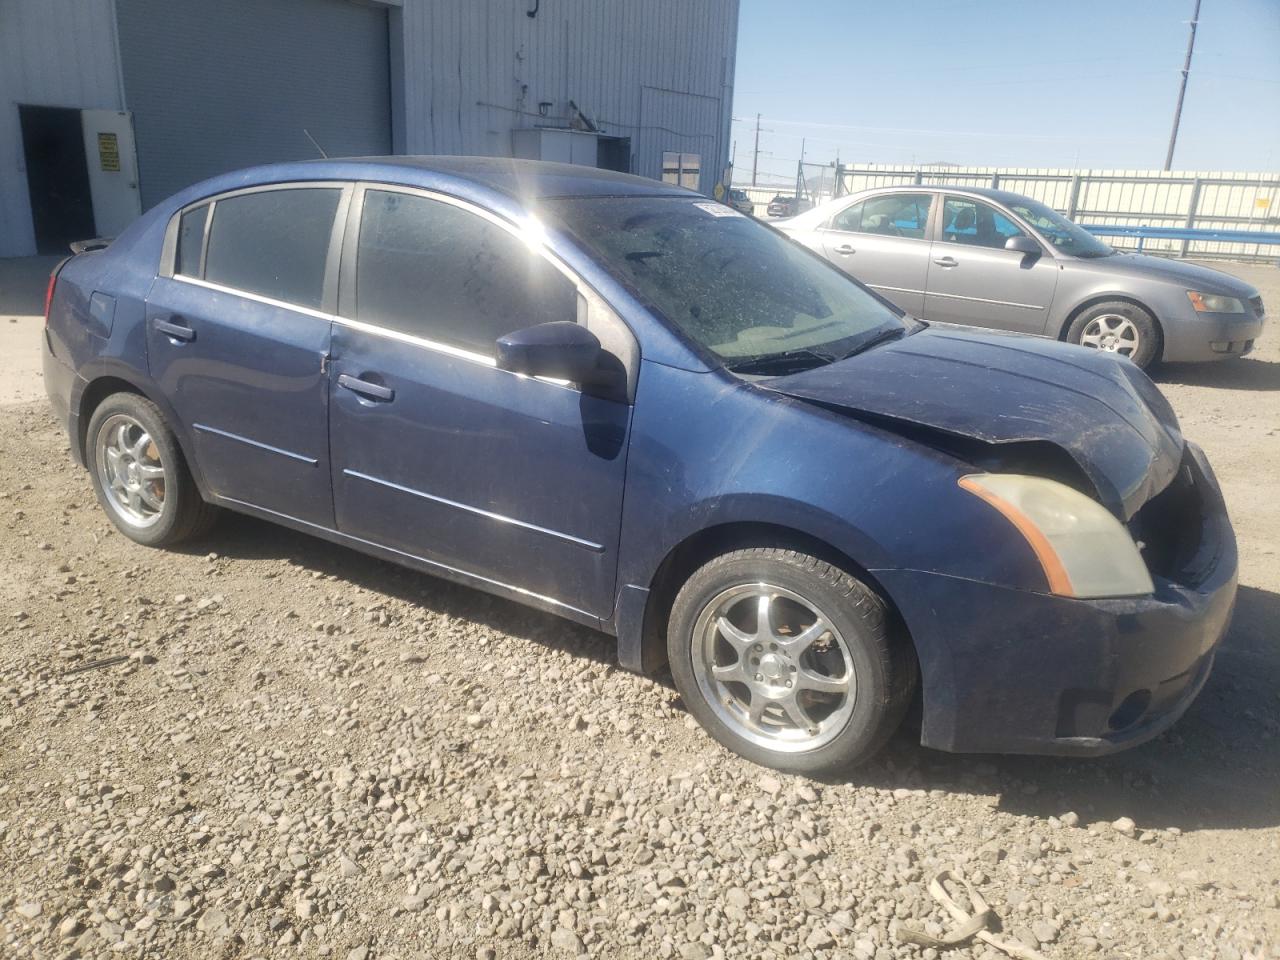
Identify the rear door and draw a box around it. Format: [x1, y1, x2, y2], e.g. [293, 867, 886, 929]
[817, 192, 935, 316]
[923, 195, 1059, 333]
[147, 184, 348, 525]
[327, 186, 635, 618]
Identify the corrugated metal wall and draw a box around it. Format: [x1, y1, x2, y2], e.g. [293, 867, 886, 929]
[115, 0, 392, 210]
[396, 0, 738, 194]
[0, 0, 124, 257]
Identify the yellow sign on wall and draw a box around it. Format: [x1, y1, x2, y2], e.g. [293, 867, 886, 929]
[97, 132, 120, 172]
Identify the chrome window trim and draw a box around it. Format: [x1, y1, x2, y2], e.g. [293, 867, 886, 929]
[159, 178, 639, 398]
[161, 180, 354, 281]
[168, 274, 581, 387]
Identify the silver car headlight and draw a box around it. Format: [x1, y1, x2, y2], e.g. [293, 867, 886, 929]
[959, 474, 1155, 599]
[1187, 290, 1245, 314]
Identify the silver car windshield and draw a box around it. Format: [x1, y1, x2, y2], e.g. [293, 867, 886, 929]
[1008, 199, 1115, 259]
[548, 196, 903, 366]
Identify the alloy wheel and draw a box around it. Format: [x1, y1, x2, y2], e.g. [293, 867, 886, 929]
[95, 414, 167, 528]
[692, 583, 856, 752]
[1079, 313, 1140, 357]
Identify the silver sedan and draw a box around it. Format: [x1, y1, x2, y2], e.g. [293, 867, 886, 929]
[776, 186, 1266, 368]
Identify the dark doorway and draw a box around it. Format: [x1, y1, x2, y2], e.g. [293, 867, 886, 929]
[596, 136, 631, 173]
[19, 105, 96, 254]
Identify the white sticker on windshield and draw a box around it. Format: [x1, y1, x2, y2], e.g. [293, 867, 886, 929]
[693, 201, 743, 218]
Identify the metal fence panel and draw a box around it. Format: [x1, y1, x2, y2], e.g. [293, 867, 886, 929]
[738, 164, 1280, 261]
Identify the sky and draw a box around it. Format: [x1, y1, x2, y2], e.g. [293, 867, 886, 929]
[730, 0, 1280, 183]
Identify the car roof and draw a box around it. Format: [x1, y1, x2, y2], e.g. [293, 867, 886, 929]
[221, 156, 693, 202]
[854, 184, 1034, 206]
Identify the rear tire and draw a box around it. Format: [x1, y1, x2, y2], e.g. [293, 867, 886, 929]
[86, 393, 217, 547]
[667, 547, 916, 775]
[1067, 300, 1160, 369]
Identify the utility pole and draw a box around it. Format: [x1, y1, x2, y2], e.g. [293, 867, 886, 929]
[1164, 0, 1201, 171]
[752, 113, 761, 187]
[795, 137, 806, 200]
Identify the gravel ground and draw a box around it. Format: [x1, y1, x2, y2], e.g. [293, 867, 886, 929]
[1, 256, 1278, 960]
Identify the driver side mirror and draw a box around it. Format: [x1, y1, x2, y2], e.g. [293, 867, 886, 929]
[496, 322, 626, 399]
[1005, 235, 1041, 256]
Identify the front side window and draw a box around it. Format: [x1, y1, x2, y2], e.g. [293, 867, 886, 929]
[355, 190, 578, 355]
[941, 197, 1027, 250]
[832, 193, 932, 239]
[547, 196, 904, 366]
[1008, 199, 1115, 258]
[203, 188, 341, 308]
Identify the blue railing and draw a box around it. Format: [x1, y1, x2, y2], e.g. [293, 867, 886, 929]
[1080, 223, 1280, 252]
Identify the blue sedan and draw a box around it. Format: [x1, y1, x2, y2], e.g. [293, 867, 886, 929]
[42, 158, 1236, 774]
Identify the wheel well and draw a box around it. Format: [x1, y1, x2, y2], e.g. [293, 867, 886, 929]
[76, 377, 145, 462]
[1058, 295, 1164, 360]
[640, 522, 913, 674]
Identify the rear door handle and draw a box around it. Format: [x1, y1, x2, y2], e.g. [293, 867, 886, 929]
[337, 373, 394, 402]
[834, 244, 856, 255]
[153, 317, 195, 342]
[933, 256, 958, 267]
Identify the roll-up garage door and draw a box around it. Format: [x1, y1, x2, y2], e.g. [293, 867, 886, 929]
[116, 0, 391, 209]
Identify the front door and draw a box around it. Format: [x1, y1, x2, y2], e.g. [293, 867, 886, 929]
[923, 195, 1059, 334]
[147, 185, 346, 526]
[328, 187, 633, 618]
[818, 192, 935, 316]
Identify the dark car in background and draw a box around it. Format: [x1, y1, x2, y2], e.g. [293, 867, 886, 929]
[766, 193, 811, 217]
[43, 158, 1235, 774]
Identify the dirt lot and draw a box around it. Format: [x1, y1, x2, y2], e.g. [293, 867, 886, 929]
[1, 255, 1278, 960]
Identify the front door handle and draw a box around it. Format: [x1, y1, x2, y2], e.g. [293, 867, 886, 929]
[337, 373, 394, 402]
[153, 317, 195, 342]
[933, 256, 958, 267]
[834, 244, 856, 255]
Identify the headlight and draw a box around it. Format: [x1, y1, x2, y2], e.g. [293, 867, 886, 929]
[1187, 290, 1244, 313]
[958, 473, 1154, 599]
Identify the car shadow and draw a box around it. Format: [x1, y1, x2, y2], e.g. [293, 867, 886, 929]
[177, 510, 622, 671]
[843, 584, 1280, 833]
[1153, 357, 1280, 391]
[187, 514, 1279, 832]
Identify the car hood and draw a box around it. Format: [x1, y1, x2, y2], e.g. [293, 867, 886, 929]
[1080, 252, 1258, 297]
[765, 329, 1185, 520]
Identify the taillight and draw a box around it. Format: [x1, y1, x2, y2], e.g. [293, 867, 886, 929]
[44, 271, 58, 324]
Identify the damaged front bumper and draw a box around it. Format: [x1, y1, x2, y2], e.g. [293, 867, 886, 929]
[875, 442, 1237, 757]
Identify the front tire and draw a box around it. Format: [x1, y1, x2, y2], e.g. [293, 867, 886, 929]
[1067, 300, 1160, 369]
[667, 548, 916, 775]
[86, 393, 217, 547]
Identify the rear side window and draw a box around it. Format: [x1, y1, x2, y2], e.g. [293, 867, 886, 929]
[204, 188, 341, 309]
[832, 193, 932, 238]
[175, 204, 208, 277]
[354, 190, 578, 355]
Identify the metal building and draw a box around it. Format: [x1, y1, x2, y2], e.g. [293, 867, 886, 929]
[0, 0, 740, 257]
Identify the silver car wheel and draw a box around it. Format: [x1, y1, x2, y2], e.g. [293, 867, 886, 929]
[1079, 313, 1140, 356]
[95, 414, 166, 529]
[692, 583, 856, 753]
